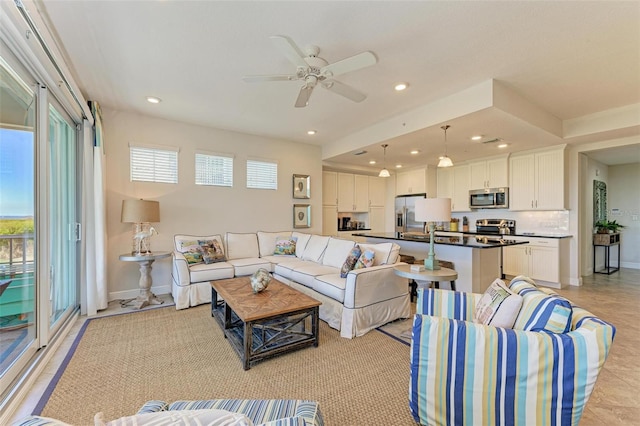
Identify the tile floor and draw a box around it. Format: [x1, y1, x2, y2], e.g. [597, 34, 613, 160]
[7, 269, 640, 425]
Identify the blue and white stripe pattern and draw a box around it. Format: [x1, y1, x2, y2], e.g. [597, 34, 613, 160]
[509, 276, 573, 334]
[409, 287, 615, 426]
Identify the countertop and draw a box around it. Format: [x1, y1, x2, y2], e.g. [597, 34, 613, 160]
[440, 230, 572, 239]
[352, 232, 530, 249]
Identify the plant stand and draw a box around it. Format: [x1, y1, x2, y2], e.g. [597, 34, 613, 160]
[593, 233, 620, 275]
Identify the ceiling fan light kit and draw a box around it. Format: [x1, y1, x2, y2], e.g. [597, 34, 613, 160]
[243, 35, 377, 108]
[437, 125, 454, 168]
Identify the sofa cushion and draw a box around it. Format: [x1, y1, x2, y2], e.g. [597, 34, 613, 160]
[509, 276, 573, 333]
[340, 245, 362, 278]
[228, 258, 273, 277]
[357, 242, 398, 266]
[189, 262, 234, 282]
[322, 238, 356, 268]
[226, 233, 260, 260]
[95, 409, 254, 426]
[291, 232, 312, 258]
[257, 231, 292, 257]
[313, 274, 347, 303]
[199, 239, 226, 264]
[273, 259, 307, 280]
[290, 263, 339, 288]
[473, 278, 523, 328]
[301, 235, 330, 263]
[274, 236, 297, 255]
[353, 249, 375, 269]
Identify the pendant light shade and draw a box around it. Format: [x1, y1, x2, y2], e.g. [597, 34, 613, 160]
[437, 125, 453, 168]
[379, 144, 390, 177]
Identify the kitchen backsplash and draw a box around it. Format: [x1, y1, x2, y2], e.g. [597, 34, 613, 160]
[452, 210, 570, 235]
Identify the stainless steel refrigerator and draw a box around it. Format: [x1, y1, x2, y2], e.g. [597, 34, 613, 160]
[395, 193, 427, 235]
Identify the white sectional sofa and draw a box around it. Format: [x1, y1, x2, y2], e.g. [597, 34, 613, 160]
[172, 231, 410, 338]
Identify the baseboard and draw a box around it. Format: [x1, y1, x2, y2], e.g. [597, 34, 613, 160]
[621, 261, 640, 270]
[108, 285, 171, 302]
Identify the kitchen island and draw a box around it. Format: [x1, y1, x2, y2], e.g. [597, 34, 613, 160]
[352, 232, 528, 294]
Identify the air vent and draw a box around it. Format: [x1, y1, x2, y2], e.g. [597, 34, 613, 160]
[481, 138, 502, 144]
[353, 150, 368, 155]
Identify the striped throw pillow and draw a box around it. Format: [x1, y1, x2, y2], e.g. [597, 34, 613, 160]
[509, 276, 573, 333]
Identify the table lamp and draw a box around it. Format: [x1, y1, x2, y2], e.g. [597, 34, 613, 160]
[121, 199, 160, 255]
[415, 197, 451, 270]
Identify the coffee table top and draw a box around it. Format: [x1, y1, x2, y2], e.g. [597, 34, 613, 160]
[212, 276, 321, 322]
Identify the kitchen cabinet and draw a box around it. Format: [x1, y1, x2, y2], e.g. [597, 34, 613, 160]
[469, 156, 508, 189]
[437, 165, 470, 212]
[322, 171, 338, 206]
[322, 205, 338, 237]
[369, 206, 385, 232]
[368, 176, 386, 207]
[337, 173, 369, 212]
[503, 236, 569, 287]
[396, 167, 436, 196]
[509, 146, 566, 210]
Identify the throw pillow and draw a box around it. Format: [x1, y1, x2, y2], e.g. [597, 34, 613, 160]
[473, 279, 523, 328]
[340, 245, 362, 278]
[273, 236, 298, 255]
[509, 277, 573, 334]
[199, 239, 226, 264]
[178, 240, 204, 265]
[354, 249, 375, 269]
[95, 409, 254, 426]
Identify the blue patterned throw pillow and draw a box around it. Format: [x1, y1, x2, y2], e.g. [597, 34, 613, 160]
[509, 276, 573, 333]
[354, 249, 375, 269]
[340, 245, 362, 278]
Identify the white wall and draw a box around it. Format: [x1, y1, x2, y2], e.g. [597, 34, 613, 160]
[103, 108, 322, 300]
[608, 163, 640, 268]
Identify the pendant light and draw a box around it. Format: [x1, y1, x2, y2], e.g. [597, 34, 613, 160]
[378, 144, 390, 177]
[437, 125, 454, 168]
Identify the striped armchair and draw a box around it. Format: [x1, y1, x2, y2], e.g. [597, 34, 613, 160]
[409, 286, 616, 426]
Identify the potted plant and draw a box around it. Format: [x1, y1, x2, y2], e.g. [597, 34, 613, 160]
[594, 219, 625, 234]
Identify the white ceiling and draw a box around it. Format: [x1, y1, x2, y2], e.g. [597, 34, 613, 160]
[36, 1, 640, 171]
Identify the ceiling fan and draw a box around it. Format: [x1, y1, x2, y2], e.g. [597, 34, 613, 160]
[243, 35, 377, 108]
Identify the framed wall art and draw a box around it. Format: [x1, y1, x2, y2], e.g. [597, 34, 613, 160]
[293, 174, 310, 199]
[293, 204, 311, 228]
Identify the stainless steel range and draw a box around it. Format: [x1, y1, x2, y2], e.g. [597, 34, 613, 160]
[476, 219, 516, 236]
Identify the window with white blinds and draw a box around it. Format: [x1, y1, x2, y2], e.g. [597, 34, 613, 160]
[246, 159, 278, 190]
[195, 152, 233, 187]
[130, 145, 178, 183]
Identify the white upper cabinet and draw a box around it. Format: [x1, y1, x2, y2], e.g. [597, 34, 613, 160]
[437, 165, 470, 212]
[337, 172, 369, 212]
[509, 146, 566, 210]
[368, 176, 386, 207]
[322, 171, 338, 205]
[396, 167, 436, 196]
[469, 156, 508, 190]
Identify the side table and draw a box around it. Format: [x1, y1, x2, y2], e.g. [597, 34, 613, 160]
[593, 233, 620, 275]
[393, 264, 458, 302]
[119, 251, 171, 309]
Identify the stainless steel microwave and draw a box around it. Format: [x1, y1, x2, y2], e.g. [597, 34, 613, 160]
[469, 187, 509, 209]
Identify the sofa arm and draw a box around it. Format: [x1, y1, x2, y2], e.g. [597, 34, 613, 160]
[343, 264, 407, 309]
[409, 313, 615, 426]
[171, 252, 191, 287]
[416, 287, 481, 321]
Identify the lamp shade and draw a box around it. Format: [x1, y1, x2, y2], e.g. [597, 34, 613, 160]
[121, 199, 160, 223]
[415, 198, 451, 223]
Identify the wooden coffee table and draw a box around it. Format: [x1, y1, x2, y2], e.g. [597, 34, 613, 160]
[211, 276, 321, 370]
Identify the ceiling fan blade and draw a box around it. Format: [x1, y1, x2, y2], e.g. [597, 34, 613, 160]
[270, 35, 308, 69]
[295, 85, 314, 108]
[321, 51, 377, 77]
[322, 79, 367, 103]
[242, 74, 297, 83]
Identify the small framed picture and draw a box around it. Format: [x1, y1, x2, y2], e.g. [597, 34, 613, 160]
[293, 174, 310, 199]
[293, 204, 311, 228]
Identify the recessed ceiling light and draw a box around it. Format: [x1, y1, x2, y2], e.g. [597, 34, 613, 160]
[395, 164, 402, 168]
[369, 160, 377, 165]
[394, 82, 409, 91]
[497, 143, 509, 148]
[410, 150, 420, 155]
[471, 135, 482, 141]
[146, 96, 161, 104]
[307, 130, 317, 135]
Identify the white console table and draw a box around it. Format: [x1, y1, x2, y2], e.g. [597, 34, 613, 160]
[119, 251, 171, 309]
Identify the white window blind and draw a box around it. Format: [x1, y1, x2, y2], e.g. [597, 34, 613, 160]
[130, 145, 178, 183]
[195, 153, 233, 187]
[246, 159, 277, 190]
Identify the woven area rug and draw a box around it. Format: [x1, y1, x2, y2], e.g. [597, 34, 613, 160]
[35, 305, 417, 425]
